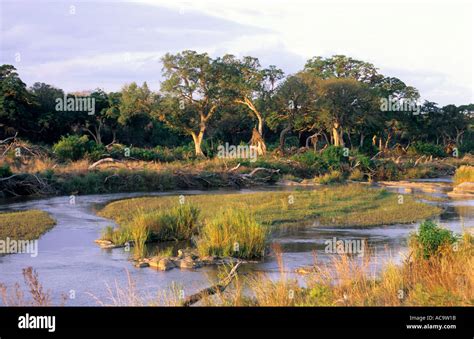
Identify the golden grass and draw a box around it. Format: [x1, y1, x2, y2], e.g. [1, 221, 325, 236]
[196, 209, 268, 259]
[453, 165, 474, 185]
[99, 184, 441, 228]
[206, 233, 473, 306]
[0, 210, 56, 240]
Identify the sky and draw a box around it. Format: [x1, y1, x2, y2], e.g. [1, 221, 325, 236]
[0, 0, 473, 105]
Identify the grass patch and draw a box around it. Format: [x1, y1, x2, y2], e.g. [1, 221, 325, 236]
[0, 210, 56, 240]
[99, 184, 441, 229]
[100, 204, 200, 246]
[454, 165, 474, 185]
[197, 209, 268, 259]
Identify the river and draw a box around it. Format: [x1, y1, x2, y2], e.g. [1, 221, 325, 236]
[0, 180, 472, 306]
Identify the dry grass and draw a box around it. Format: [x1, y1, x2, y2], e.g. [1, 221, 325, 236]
[0, 267, 67, 306]
[454, 165, 474, 185]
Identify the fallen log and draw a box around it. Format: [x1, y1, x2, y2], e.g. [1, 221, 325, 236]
[181, 261, 242, 307]
[88, 157, 127, 170]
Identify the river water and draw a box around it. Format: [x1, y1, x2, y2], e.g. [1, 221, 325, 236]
[0, 181, 472, 306]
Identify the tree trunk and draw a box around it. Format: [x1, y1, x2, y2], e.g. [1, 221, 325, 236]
[332, 122, 344, 147]
[360, 134, 365, 148]
[279, 124, 292, 154]
[236, 97, 266, 153]
[191, 129, 205, 157]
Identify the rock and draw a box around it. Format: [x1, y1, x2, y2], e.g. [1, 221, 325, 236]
[177, 257, 198, 269]
[448, 182, 474, 198]
[135, 262, 149, 268]
[149, 258, 175, 271]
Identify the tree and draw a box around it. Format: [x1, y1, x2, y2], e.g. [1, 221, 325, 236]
[304, 55, 383, 85]
[216, 55, 284, 154]
[0, 65, 33, 138]
[269, 74, 314, 153]
[118, 82, 158, 146]
[159, 51, 222, 157]
[315, 78, 373, 147]
[28, 82, 70, 143]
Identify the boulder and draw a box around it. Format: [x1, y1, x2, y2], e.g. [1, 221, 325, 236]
[149, 258, 175, 271]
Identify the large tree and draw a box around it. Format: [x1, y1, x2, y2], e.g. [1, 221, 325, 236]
[159, 51, 222, 157]
[0, 65, 33, 138]
[216, 55, 284, 154]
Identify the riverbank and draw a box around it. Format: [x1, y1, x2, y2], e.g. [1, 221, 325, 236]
[0, 210, 56, 241]
[1, 152, 472, 199]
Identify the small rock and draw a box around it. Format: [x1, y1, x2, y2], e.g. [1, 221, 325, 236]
[149, 258, 175, 271]
[135, 262, 149, 268]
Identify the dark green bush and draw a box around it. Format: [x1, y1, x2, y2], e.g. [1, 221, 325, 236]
[0, 164, 12, 178]
[320, 146, 347, 170]
[410, 220, 458, 259]
[53, 135, 90, 161]
[408, 142, 446, 157]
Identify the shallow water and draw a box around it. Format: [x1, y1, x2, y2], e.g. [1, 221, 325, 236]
[0, 182, 472, 306]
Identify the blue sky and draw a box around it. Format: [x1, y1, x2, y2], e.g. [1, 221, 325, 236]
[1, 0, 473, 105]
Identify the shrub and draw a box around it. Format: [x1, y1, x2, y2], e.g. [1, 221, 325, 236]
[0, 164, 12, 178]
[408, 142, 446, 157]
[53, 135, 90, 161]
[315, 170, 344, 184]
[348, 168, 364, 181]
[410, 220, 458, 259]
[320, 146, 347, 170]
[453, 165, 474, 185]
[197, 209, 268, 259]
[373, 160, 399, 180]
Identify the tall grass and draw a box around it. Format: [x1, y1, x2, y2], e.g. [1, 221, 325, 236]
[197, 209, 268, 259]
[453, 165, 474, 185]
[101, 204, 200, 245]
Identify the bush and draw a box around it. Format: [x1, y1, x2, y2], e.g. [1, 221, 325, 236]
[408, 142, 446, 157]
[348, 168, 364, 181]
[53, 135, 90, 161]
[410, 220, 458, 259]
[373, 160, 399, 180]
[320, 146, 347, 170]
[291, 151, 320, 169]
[453, 165, 474, 185]
[197, 209, 268, 259]
[0, 164, 12, 178]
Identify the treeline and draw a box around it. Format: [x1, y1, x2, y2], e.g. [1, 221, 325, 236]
[1, 52, 473, 159]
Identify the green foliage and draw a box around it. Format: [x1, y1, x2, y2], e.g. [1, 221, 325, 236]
[408, 142, 446, 157]
[410, 220, 458, 259]
[320, 146, 347, 170]
[52, 135, 91, 162]
[0, 164, 12, 178]
[373, 160, 399, 180]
